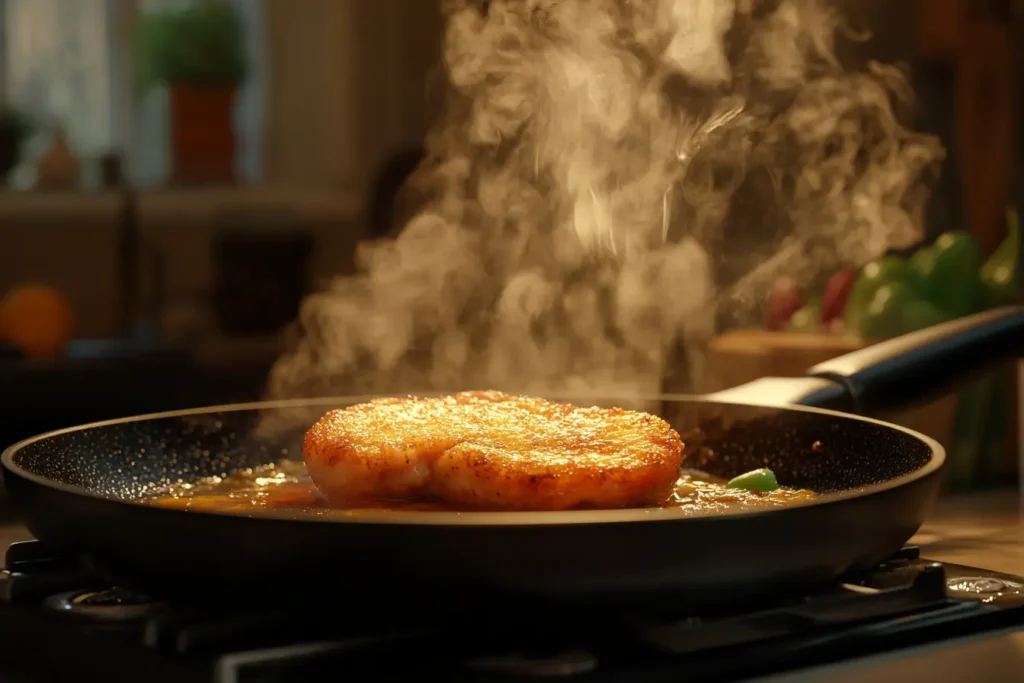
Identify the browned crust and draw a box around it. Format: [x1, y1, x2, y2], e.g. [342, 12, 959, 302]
[303, 391, 683, 511]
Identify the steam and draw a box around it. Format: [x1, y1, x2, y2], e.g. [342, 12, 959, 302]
[266, 0, 942, 406]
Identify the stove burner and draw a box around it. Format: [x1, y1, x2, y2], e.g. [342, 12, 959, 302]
[44, 587, 164, 622]
[464, 649, 598, 677]
[947, 576, 1024, 605]
[947, 577, 1022, 595]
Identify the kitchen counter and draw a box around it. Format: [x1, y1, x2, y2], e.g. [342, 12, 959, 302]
[912, 489, 1023, 575]
[0, 186, 364, 338]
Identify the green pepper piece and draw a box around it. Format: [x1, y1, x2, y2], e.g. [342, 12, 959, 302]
[726, 468, 780, 493]
[980, 207, 1020, 308]
[913, 231, 983, 318]
[844, 256, 917, 333]
[858, 281, 918, 339]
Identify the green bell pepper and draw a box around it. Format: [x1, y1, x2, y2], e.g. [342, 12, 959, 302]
[899, 298, 951, 335]
[911, 231, 983, 318]
[980, 208, 1020, 308]
[859, 281, 920, 339]
[786, 301, 821, 333]
[844, 256, 918, 333]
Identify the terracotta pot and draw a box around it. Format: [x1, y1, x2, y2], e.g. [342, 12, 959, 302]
[168, 85, 236, 184]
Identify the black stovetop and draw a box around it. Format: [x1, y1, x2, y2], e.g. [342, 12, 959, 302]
[0, 541, 1021, 683]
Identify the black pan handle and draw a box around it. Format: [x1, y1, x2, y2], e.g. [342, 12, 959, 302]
[708, 305, 1024, 416]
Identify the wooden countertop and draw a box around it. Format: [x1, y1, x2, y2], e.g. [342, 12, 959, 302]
[912, 489, 1023, 575]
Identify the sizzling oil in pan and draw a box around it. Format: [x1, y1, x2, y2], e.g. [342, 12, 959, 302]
[145, 460, 816, 517]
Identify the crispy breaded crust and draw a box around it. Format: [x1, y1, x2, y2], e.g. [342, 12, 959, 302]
[303, 391, 683, 511]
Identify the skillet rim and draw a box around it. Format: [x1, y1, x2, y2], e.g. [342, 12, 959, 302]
[0, 393, 945, 527]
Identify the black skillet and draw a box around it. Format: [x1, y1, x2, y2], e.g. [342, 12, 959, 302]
[2, 306, 1022, 610]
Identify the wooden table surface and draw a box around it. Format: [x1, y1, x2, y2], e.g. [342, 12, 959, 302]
[912, 489, 1023, 575]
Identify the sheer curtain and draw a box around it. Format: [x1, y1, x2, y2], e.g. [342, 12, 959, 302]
[2, 0, 264, 189]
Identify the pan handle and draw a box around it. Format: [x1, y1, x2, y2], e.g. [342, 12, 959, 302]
[708, 305, 1024, 416]
[806, 305, 1024, 415]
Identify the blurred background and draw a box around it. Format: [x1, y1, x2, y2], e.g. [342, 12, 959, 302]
[0, 0, 1018, 493]
[0, 0, 443, 446]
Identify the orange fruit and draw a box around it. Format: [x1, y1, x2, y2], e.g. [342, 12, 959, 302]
[0, 284, 74, 359]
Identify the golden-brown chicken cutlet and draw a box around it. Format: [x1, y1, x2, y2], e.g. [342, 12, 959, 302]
[302, 391, 683, 511]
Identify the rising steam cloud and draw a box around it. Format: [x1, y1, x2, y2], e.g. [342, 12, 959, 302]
[266, 0, 943, 404]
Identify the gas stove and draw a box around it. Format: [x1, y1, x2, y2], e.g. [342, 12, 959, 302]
[0, 541, 1020, 683]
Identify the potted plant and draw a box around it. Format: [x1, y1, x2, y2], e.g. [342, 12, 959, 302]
[0, 107, 33, 186]
[138, 0, 246, 184]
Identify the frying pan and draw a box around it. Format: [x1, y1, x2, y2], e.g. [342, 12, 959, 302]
[2, 306, 1022, 611]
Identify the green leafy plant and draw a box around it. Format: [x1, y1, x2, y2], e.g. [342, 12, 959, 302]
[138, 0, 246, 90]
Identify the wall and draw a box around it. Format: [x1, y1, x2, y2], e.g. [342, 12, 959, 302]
[263, 0, 443, 193]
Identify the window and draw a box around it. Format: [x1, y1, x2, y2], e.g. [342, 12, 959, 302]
[0, 0, 265, 189]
